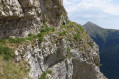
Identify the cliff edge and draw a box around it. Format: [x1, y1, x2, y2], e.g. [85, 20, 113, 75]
[0, 0, 106, 79]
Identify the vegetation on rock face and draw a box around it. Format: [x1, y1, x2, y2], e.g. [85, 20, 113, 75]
[83, 22, 119, 79]
[0, 25, 56, 79]
[0, 45, 14, 60]
[74, 33, 81, 40]
[67, 47, 72, 58]
[38, 70, 52, 79]
[0, 20, 97, 79]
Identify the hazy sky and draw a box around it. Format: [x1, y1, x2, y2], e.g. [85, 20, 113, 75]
[63, 0, 119, 29]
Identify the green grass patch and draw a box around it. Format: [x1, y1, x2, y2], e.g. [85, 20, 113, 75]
[0, 56, 31, 79]
[0, 45, 14, 61]
[0, 38, 6, 45]
[8, 38, 25, 43]
[59, 31, 67, 36]
[39, 70, 52, 79]
[74, 33, 81, 40]
[67, 47, 72, 58]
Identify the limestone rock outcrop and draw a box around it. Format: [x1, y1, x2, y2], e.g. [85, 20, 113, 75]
[0, 0, 107, 79]
[0, 0, 66, 38]
[15, 24, 107, 79]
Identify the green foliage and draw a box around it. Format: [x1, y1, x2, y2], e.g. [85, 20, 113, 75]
[98, 64, 103, 67]
[39, 70, 52, 79]
[74, 33, 81, 40]
[8, 38, 25, 43]
[36, 27, 55, 42]
[40, 27, 55, 33]
[66, 48, 72, 58]
[84, 22, 119, 79]
[28, 33, 34, 37]
[67, 47, 70, 53]
[0, 38, 6, 44]
[0, 45, 14, 60]
[59, 31, 67, 36]
[38, 37, 44, 42]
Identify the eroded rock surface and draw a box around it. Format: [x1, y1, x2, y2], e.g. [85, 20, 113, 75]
[0, 0, 107, 79]
[15, 25, 106, 79]
[0, 0, 66, 38]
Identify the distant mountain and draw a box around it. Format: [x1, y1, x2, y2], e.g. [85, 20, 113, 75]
[83, 22, 119, 79]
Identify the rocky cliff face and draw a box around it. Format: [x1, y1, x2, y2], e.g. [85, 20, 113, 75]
[14, 22, 106, 79]
[0, 0, 106, 79]
[0, 0, 66, 38]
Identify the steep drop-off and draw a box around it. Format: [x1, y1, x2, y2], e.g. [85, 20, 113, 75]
[83, 22, 119, 79]
[0, 0, 106, 79]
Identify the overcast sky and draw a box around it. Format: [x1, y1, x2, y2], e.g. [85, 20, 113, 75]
[63, 0, 119, 29]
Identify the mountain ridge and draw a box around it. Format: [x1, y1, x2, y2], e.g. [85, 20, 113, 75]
[83, 22, 119, 79]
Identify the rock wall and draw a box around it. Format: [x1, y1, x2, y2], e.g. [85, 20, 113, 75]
[0, 0, 66, 38]
[15, 24, 107, 79]
[0, 0, 106, 79]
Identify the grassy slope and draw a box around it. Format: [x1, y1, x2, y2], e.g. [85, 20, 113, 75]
[83, 22, 119, 79]
[0, 56, 31, 79]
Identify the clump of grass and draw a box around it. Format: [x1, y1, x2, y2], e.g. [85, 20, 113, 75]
[0, 56, 31, 79]
[59, 31, 67, 36]
[0, 38, 6, 44]
[39, 70, 52, 79]
[38, 37, 44, 42]
[66, 47, 72, 58]
[0, 45, 14, 60]
[74, 33, 81, 40]
[98, 64, 103, 67]
[8, 38, 25, 43]
[28, 33, 34, 37]
[40, 27, 55, 33]
[36, 27, 55, 42]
